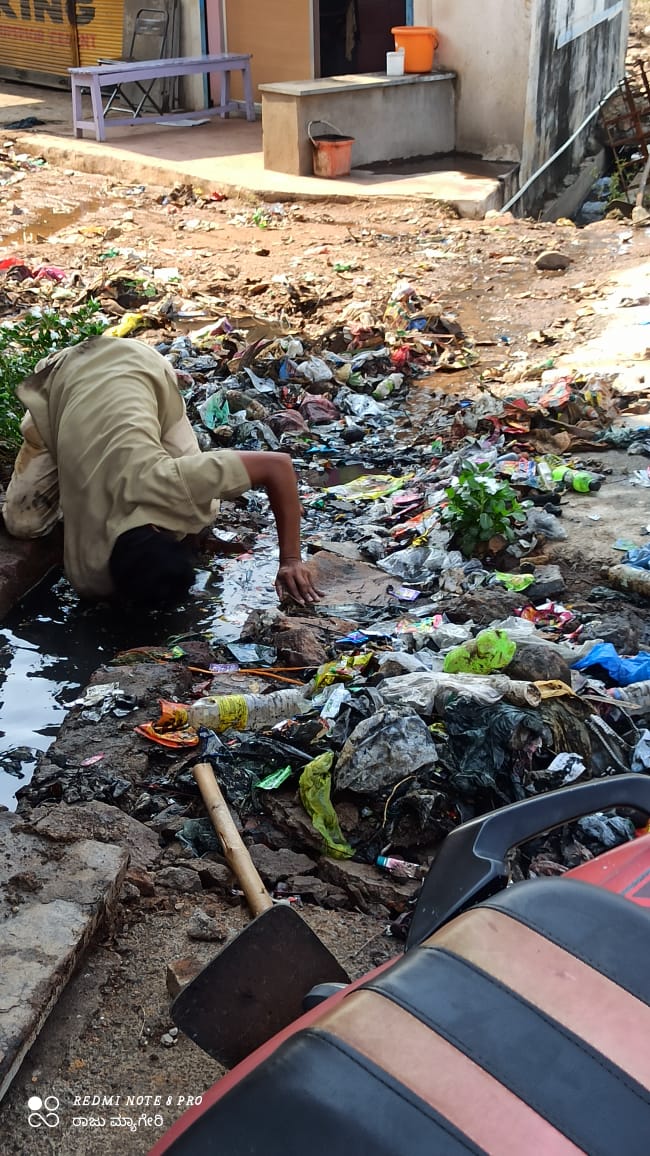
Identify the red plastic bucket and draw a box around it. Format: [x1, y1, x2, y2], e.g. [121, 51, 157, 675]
[308, 120, 354, 179]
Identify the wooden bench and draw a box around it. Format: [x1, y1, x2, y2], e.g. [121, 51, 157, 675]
[70, 54, 255, 143]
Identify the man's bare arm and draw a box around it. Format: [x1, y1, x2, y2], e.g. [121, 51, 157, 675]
[236, 451, 324, 605]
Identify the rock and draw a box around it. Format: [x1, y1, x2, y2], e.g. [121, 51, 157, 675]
[289, 875, 333, 904]
[155, 866, 202, 893]
[307, 539, 366, 562]
[319, 858, 418, 914]
[526, 564, 566, 601]
[185, 860, 232, 891]
[0, 810, 128, 1102]
[447, 588, 527, 625]
[257, 795, 322, 853]
[160, 1032, 176, 1047]
[248, 844, 316, 881]
[581, 611, 644, 654]
[507, 642, 572, 685]
[632, 205, 650, 228]
[484, 210, 516, 224]
[187, 908, 228, 942]
[274, 626, 329, 668]
[28, 801, 162, 871]
[120, 882, 141, 903]
[147, 803, 189, 835]
[125, 867, 156, 897]
[166, 955, 204, 999]
[535, 250, 572, 271]
[305, 551, 393, 610]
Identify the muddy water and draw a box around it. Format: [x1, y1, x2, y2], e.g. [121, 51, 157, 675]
[0, 200, 103, 246]
[0, 545, 281, 809]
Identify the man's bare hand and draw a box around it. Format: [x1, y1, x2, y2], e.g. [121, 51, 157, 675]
[275, 559, 324, 605]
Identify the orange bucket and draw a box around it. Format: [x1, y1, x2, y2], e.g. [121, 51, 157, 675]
[308, 120, 355, 179]
[391, 26, 439, 73]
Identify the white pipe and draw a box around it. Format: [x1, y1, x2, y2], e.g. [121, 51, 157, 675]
[500, 80, 622, 215]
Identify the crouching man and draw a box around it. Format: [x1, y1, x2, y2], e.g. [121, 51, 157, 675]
[3, 336, 322, 608]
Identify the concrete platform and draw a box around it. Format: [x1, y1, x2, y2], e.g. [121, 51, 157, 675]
[0, 809, 128, 1102]
[0, 78, 515, 217]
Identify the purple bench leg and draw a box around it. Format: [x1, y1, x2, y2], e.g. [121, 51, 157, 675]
[71, 79, 84, 138]
[89, 75, 106, 142]
[243, 62, 255, 121]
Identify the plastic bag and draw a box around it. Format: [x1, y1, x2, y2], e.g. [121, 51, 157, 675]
[335, 709, 438, 794]
[572, 643, 650, 687]
[443, 629, 516, 676]
[298, 752, 354, 859]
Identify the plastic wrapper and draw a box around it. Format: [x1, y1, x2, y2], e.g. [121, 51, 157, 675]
[298, 752, 353, 859]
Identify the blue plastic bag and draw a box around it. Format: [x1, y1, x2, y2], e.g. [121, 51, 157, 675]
[572, 643, 650, 687]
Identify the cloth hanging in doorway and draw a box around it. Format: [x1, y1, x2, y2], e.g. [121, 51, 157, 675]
[345, 0, 358, 63]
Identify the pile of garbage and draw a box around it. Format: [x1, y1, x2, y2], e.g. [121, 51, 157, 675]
[7, 254, 650, 924]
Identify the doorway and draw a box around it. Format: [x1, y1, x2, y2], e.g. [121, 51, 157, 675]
[319, 0, 406, 77]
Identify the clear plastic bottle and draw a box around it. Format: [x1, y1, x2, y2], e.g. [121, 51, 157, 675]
[187, 687, 311, 732]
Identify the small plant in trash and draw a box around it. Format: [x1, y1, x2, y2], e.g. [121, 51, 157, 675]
[0, 299, 107, 452]
[251, 208, 270, 229]
[443, 462, 527, 556]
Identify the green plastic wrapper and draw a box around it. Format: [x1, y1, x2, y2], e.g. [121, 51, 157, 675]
[443, 628, 516, 676]
[299, 752, 354, 860]
[494, 571, 536, 593]
[256, 766, 293, 791]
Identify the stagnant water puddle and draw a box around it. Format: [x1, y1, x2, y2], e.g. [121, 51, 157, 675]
[0, 539, 282, 810]
[0, 199, 103, 246]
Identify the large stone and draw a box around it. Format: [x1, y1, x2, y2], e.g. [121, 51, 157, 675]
[28, 801, 162, 871]
[155, 866, 203, 893]
[249, 844, 317, 881]
[0, 810, 127, 1102]
[526, 565, 566, 602]
[507, 642, 572, 685]
[447, 588, 527, 625]
[581, 611, 645, 654]
[305, 551, 393, 610]
[274, 626, 329, 668]
[318, 858, 419, 915]
[535, 250, 572, 271]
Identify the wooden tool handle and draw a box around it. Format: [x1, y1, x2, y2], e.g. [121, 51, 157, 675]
[193, 761, 273, 917]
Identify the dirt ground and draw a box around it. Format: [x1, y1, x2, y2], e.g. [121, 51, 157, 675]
[1, 11, 650, 1155]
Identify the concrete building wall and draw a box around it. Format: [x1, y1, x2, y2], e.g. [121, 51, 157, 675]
[414, 0, 629, 210]
[520, 0, 628, 189]
[414, 0, 532, 161]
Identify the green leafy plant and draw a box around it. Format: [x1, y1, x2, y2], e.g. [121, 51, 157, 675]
[443, 461, 527, 556]
[0, 300, 107, 454]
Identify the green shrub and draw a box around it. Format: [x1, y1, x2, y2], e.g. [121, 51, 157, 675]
[443, 461, 527, 556]
[0, 300, 107, 455]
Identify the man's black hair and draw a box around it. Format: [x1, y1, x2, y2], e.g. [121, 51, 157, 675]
[109, 525, 195, 608]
